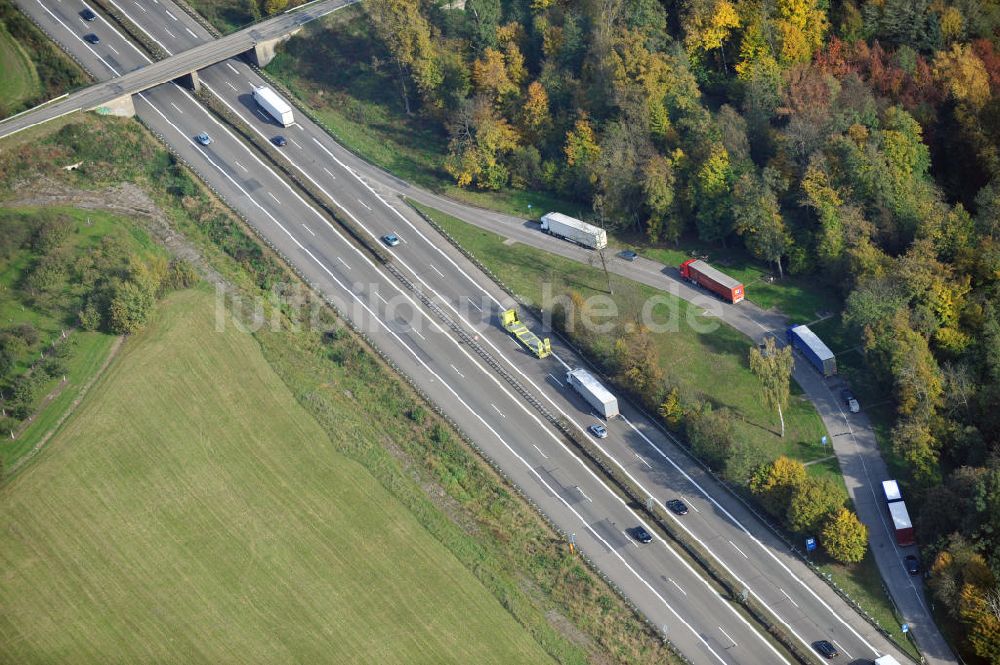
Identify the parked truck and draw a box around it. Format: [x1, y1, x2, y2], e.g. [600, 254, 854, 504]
[882, 479, 903, 504]
[500, 308, 551, 359]
[888, 500, 916, 546]
[566, 368, 619, 419]
[786, 324, 837, 376]
[678, 259, 745, 304]
[539, 212, 607, 250]
[875, 655, 903, 665]
[252, 86, 294, 127]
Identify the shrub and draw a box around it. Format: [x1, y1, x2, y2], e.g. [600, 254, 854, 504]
[749, 456, 807, 519]
[686, 405, 736, 470]
[786, 476, 845, 534]
[109, 281, 155, 334]
[821, 508, 868, 563]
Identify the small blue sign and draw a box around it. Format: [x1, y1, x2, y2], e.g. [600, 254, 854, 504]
[902, 623, 909, 634]
[805, 537, 817, 553]
[821, 435, 828, 446]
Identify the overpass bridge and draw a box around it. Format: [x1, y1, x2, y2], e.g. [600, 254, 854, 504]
[0, 0, 354, 139]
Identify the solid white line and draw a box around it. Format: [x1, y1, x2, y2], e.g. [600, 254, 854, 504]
[164, 8, 177, 19]
[335, 256, 350, 269]
[635, 453, 652, 469]
[357, 198, 372, 211]
[234, 161, 247, 172]
[107, 43, 119, 55]
[322, 167, 336, 179]
[532, 444, 548, 459]
[170, 102, 183, 114]
[576, 486, 592, 502]
[449, 364, 464, 378]
[729, 540, 749, 559]
[429, 264, 444, 278]
[267, 191, 280, 204]
[491, 404, 505, 418]
[301, 224, 315, 237]
[102, 0, 169, 56]
[225, 81, 237, 91]
[185, 27, 197, 38]
[38, 1, 122, 76]
[833, 640, 852, 659]
[0, 105, 81, 139]
[718, 626, 737, 647]
[466, 297, 482, 312]
[547, 373, 563, 386]
[668, 578, 686, 595]
[226, 62, 239, 75]
[0, 92, 67, 123]
[779, 588, 799, 608]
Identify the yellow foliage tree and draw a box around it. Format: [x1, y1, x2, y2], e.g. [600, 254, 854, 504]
[682, 0, 741, 58]
[934, 43, 991, 110]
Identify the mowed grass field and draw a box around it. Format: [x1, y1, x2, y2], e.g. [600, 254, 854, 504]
[0, 287, 552, 664]
[0, 22, 40, 112]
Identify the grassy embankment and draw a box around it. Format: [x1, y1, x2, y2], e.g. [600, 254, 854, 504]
[0, 21, 40, 112]
[0, 287, 552, 663]
[409, 200, 920, 657]
[0, 115, 675, 664]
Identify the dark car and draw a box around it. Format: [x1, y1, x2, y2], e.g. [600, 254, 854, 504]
[631, 526, 653, 544]
[666, 499, 689, 516]
[905, 554, 920, 575]
[83, 33, 100, 44]
[814, 640, 839, 659]
[80, 8, 97, 20]
[272, 135, 287, 147]
[619, 250, 638, 261]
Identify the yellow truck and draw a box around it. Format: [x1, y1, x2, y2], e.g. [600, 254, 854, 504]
[500, 309, 551, 359]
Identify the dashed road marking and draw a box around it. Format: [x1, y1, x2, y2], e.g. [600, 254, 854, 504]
[301, 224, 315, 236]
[532, 444, 548, 459]
[779, 588, 799, 608]
[729, 540, 749, 559]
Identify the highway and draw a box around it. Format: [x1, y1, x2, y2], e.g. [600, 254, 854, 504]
[4, 0, 925, 662]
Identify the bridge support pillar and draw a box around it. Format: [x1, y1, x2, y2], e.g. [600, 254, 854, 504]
[91, 93, 135, 118]
[175, 71, 202, 92]
[245, 28, 300, 68]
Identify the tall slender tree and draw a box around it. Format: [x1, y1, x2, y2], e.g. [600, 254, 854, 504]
[749, 336, 794, 437]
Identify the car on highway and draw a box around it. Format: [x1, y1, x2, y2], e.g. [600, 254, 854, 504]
[840, 388, 860, 413]
[382, 233, 401, 247]
[80, 8, 97, 21]
[195, 132, 213, 146]
[814, 640, 839, 659]
[631, 526, 653, 544]
[666, 499, 689, 515]
[83, 33, 100, 44]
[905, 554, 920, 575]
[272, 135, 287, 147]
[619, 250, 638, 261]
[589, 423, 608, 438]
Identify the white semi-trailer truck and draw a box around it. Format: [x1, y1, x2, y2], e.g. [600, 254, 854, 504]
[252, 86, 294, 127]
[540, 212, 607, 249]
[566, 368, 619, 419]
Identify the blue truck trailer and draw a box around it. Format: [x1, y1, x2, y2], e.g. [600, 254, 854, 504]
[786, 324, 837, 376]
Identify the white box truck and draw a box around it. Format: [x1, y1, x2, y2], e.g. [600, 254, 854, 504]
[252, 86, 294, 127]
[540, 212, 607, 250]
[566, 368, 619, 419]
[875, 656, 902, 665]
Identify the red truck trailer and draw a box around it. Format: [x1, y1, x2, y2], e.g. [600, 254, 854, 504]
[888, 500, 916, 546]
[679, 259, 745, 304]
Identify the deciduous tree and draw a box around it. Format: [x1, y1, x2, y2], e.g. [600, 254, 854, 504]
[821, 507, 868, 563]
[749, 336, 794, 436]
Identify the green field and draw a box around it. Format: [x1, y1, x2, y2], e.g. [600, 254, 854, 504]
[0, 287, 552, 664]
[0, 22, 40, 112]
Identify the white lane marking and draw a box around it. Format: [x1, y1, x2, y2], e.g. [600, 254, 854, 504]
[635, 453, 652, 469]
[833, 640, 852, 659]
[256, 109, 270, 121]
[409, 328, 425, 340]
[429, 264, 444, 278]
[356, 198, 372, 211]
[226, 62, 239, 75]
[449, 364, 464, 378]
[729, 540, 749, 559]
[491, 404, 506, 418]
[466, 297, 482, 312]
[576, 486, 592, 502]
[132, 1, 146, 11]
[779, 588, 799, 608]
[164, 8, 177, 19]
[688, 502, 700, 513]
[623, 530, 638, 546]
[170, 102, 183, 114]
[267, 191, 280, 204]
[322, 167, 336, 179]
[668, 578, 686, 596]
[38, 0, 121, 75]
[107, 43, 119, 54]
[102, 0, 170, 55]
[374, 293, 388, 305]
[163, 27, 175, 38]
[234, 161, 247, 172]
[301, 224, 315, 237]
[150, 90, 740, 664]
[290, 138, 302, 149]
[718, 626, 737, 647]
[335, 256, 350, 270]
[185, 27, 197, 38]
[532, 444, 548, 459]
[547, 373, 563, 386]
[225, 81, 237, 91]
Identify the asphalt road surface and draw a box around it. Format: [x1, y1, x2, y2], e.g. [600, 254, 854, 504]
[2, 1, 942, 663]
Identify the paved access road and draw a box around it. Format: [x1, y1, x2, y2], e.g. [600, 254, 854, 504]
[6, 1, 929, 662]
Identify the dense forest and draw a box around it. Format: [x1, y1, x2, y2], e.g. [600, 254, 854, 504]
[358, 0, 1000, 658]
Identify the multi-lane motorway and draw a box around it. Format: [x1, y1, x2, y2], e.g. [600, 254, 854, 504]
[4, 0, 922, 662]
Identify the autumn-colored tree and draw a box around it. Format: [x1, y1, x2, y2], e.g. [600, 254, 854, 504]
[821, 508, 868, 563]
[365, 0, 442, 113]
[519, 81, 550, 139]
[681, 0, 740, 64]
[659, 387, 684, 431]
[787, 476, 845, 534]
[749, 455, 806, 518]
[749, 336, 794, 436]
[693, 143, 733, 243]
[733, 171, 791, 277]
[445, 97, 520, 190]
[774, 0, 828, 66]
[934, 43, 991, 110]
[642, 153, 678, 243]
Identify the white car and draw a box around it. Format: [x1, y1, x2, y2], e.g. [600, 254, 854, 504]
[841, 389, 860, 413]
[195, 132, 213, 146]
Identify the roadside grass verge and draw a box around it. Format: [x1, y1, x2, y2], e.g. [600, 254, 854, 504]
[0, 287, 554, 664]
[0, 21, 40, 113]
[182, 0, 255, 33]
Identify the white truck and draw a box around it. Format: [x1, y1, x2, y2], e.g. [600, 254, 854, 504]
[251, 86, 294, 127]
[874, 656, 902, 665]
[566, 368, 619, 419]
[540, 212, 607, 250]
